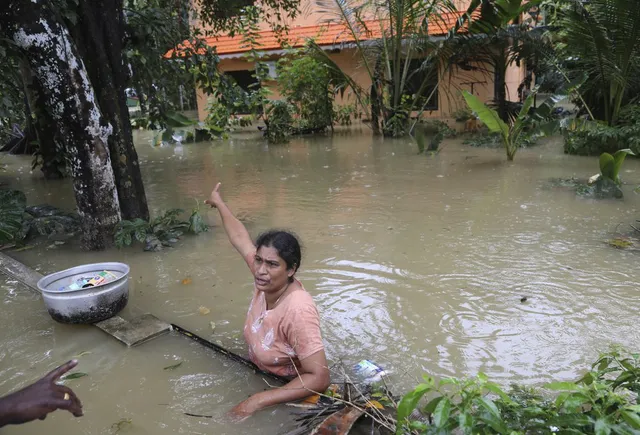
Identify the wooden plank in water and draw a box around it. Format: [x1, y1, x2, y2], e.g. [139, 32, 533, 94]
[0, 252, 43, 292]
[95, 314, 171, 347]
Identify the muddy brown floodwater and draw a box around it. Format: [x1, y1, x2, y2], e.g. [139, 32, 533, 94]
[1, 128, 639, 434]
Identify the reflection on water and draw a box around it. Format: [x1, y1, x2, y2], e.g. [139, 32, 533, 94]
[1, 129, 639, 433]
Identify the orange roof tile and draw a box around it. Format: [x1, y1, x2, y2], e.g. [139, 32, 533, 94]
[169, 12, 469, 57]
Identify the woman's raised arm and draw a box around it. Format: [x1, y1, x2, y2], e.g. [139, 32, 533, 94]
[205, 183, 255, 261]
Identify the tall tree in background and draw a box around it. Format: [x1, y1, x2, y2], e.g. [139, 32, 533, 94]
[0, 0, 300, 250]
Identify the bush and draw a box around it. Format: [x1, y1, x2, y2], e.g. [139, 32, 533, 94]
[333, 104, 361, 126]
[452, 108, 473, 122]
[114, 206, 207, 252]
[564, 106, 640, 156]
[396, 348, 640, 434]
[264, 101, 293, 144]
[276, 56, 333, 132]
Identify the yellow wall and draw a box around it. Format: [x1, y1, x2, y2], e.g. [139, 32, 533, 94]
[195, 49, 526, 123]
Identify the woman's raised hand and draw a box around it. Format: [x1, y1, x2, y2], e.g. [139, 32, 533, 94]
[204, 183, 224, 209]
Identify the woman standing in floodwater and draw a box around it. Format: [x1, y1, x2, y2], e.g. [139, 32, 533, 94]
[205, 183, 330, 419]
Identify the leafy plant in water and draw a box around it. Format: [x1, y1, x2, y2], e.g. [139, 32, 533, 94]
[333, 104, 360, 126]
[463, 90, 535, 161]
[452, 108, 473, 122]
[413, 120, 456, 154]
[0, 189, 26, 245]
[264, 100, 293, 144]
[395, 348, 640, 434]
[462, 89, 558, 161]
[114, 205, 207, 252]
[277, 55, 334, 132]
[599, 149, 634, 186]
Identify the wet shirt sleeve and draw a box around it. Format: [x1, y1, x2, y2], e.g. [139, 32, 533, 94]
[283, 303, 325, 361]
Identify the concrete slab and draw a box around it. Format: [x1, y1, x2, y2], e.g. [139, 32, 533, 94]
[0, 252, 42, 292]
[95, 314, 172, 347]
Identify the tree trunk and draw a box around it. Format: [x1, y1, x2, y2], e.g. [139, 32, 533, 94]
[20, 61, 66, 179]
[2, 0, 121, 250]
[370, 56, 383, 136]
[72, 0, 149, 221]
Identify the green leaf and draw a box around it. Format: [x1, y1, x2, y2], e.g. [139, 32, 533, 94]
[476, 397, 501, 420]
[595, 419, 612, 435]
[433, 397, 451, 428]
[561, 393, 590, 411]
[462, 91, 509, 140]
[63, 372, 88, 380]
[459, 412, 473, 433]
[188, 210, 208, 234]
[485, 382, 514, 404]
[621, 411, 640, 429]
[545, 382, 581, 391]
[396, 383, 431, 432]
[165, 111, 197, 128]
[600, 152, 615, 180]
[611, 422, 639, 435]
[414, 129, 426, 154]
[612, 149, 634, 183]
[0, 190, 27, 244]
[423, 396, 444, 415]
[549, 413, 592, 427]
[163, 361, 183, 371]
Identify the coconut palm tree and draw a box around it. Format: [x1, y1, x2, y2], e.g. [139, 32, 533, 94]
[548, 0, 640, 126]
[309, 0, 473, 137]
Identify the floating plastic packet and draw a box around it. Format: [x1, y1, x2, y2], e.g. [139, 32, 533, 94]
[353, 359, 389, 383]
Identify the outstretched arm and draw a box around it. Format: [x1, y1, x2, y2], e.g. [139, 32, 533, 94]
[229, 350, 330, 420]
[205, 183, 255, 262]
[0, 360, 83, 427]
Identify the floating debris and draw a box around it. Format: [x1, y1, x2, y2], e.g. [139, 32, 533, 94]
[209, 321, 216, 332]
[111, 418, 132, 434]
[607, 238, 634, 249]
[62, 372, 88, 381]
[182, 278, 192, 285]
[198, 306, 210, 315]
[163, 361, 183, 371]
[184, 412, 212, 418]
[72, 351, 92, 358]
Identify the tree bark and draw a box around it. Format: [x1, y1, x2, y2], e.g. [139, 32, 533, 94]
[20, 61, 66, 179]
[72, 0, 149, 221]
[2, 0, 121, 250]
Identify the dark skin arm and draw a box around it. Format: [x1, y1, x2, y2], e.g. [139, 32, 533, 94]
[0, 360, 83, 427]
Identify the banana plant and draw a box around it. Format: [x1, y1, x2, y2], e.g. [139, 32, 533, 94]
[462, 90, 536, 161]
[599, 149, 635, 185]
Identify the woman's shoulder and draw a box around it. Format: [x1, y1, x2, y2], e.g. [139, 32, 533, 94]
[283, 281, 318, 311]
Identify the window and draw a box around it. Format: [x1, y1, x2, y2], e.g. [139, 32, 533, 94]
[225, 70, 259, 93]
[398, 59, 439, 111]
[208, 0, 255, 19]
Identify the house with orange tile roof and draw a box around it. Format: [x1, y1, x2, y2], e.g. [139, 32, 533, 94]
[192, 0, 529, 124]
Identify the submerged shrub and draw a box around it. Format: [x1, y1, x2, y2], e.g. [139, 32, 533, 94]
[396, 348, 640, 434]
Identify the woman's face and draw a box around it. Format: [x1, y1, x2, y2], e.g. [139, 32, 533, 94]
[253, 245, 294, 294]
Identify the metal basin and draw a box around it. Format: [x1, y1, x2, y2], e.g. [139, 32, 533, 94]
[37, 262, 130, 324]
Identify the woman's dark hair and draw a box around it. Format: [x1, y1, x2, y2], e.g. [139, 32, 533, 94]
[255, 230, 302, 282]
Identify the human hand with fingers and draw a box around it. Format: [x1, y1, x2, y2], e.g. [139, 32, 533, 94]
[204, 182, 224, 209]
[0, 359, 84, 427]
